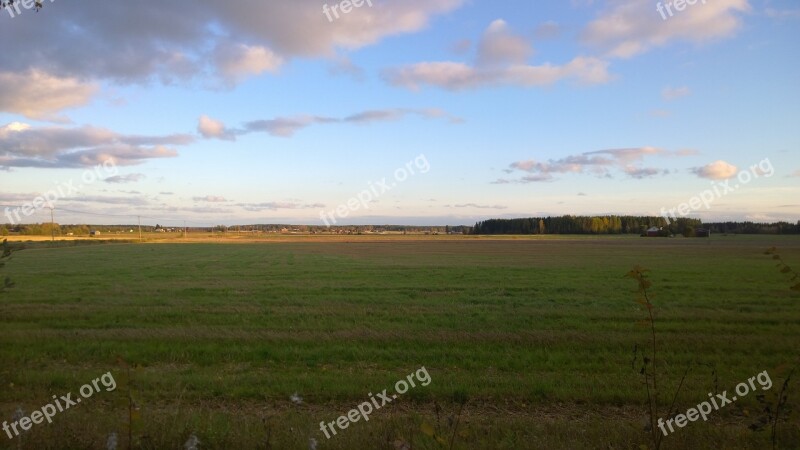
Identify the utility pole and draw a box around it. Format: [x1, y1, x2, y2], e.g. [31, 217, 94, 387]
[50, 207, 55, 242]
[138, 216, 142, 242]
[183, 220, 187, 239]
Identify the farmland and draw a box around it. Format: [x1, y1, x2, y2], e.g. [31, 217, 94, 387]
[1, 235, 798, 449]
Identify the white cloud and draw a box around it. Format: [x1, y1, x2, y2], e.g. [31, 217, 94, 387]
[691, 160, 739, 179]
[384, 19, 611, 91]
[0, 70, 98, 121]
[0, 122, 193, 169]
[582, 0, 750, 59]
[198, 115, 235, 140]
[477, 20, 531, 67]
[0, 0, 464, 94]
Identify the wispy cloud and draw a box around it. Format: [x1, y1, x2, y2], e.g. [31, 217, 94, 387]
[193, 196, 229, 203]
[448, 203, 507, 210]
[496, 147, 690, 183]
[198, 108, 461, 140]
[765, 8, 800, 20]
[104, 174, 146, 184]
[236, 201, 326, 211]
[534, 21, 562, 40]
[662, 86, 691, 101]
[66, 195, 153, 206]
[328, 55, 366, 81]
[649, 109, 672, 118]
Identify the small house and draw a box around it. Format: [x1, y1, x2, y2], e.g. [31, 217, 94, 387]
[645, 226, 662, 237]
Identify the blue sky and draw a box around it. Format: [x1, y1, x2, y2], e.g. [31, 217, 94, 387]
[0, 0, 798, 227]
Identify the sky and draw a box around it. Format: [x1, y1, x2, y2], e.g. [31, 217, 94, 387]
[0, 0, 798, 227]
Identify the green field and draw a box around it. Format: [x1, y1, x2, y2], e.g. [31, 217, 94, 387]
[1, 236, 799, 449]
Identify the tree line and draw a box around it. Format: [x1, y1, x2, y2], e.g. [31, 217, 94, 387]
[3, 219, 798, 237]
[471, 216, 800, 235]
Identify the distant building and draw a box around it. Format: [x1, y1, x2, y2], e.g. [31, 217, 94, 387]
[90, 230, 101, 237]
[646, 226, 662, 237]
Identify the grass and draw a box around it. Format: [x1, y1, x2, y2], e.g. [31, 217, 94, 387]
[0, 235, 798, 449]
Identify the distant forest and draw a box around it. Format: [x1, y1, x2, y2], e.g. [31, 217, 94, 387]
[3, 217, 799, 237]
[471, 216, 800, 235]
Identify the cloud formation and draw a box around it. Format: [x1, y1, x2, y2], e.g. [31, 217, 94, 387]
[384, 20, 612, 91]
[0, 122, 194, 169]
[691, 160, 738, 179]
[0, 0, 464, 95]
[0, 71, 98, 121]
[213, 42, 284, 85]
[104, 174, 146, 184]
[582, 0, 750, 58]
[198, 115, 236, 141]
[198, 108, 461, 139]
[497, 147, 689, 183]
[194, 196, 229, 203]
[237, 201, 326, 211]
